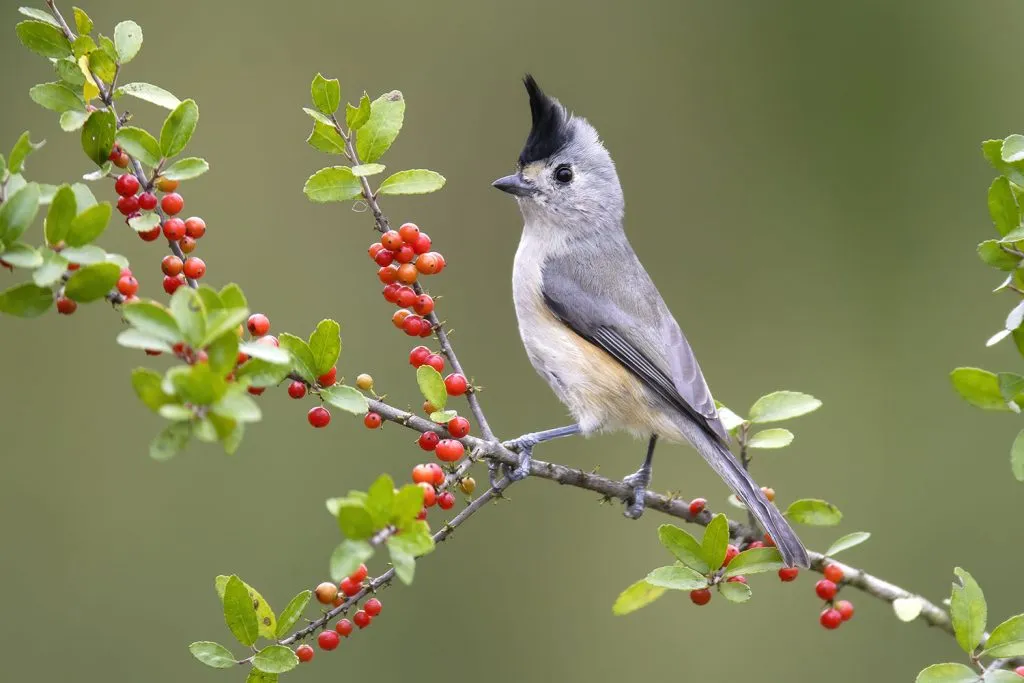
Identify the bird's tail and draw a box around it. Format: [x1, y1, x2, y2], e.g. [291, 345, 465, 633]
[690, 429, 810, 568]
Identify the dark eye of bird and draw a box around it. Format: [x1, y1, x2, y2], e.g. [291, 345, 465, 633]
[554, 165, 573, 184]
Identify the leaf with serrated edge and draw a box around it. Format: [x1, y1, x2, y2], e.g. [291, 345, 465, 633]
[784, 499, 842, 526]
[657, 524, 709, 574]
[914, 663, 980, 683]
[645, 565, 708, 590]
[221, 575, 259, 647]
[119, 82, 180, 109]
[274, 591, 312, 639]
[356, 91, 404, 163]
[308, 319, 341, 376]
[416, 365, 447, 410]
[321, 385, 369, 414]
[746, 428, 794, 449]
[377, 169, 446, 195]
[719, 581, 752, 603]
[982, 614, 1024, 658]
[702, 513, 730, 569]
[160, 99, 198, 158]
[188, 641, 236, 669]
[748, 390, 821, 423]
[723, 547, 784, 577]
[252, 646, 298, 674]
[950, 567, 987, 654]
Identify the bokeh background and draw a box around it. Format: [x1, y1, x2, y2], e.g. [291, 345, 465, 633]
[2, 0, 1023, 680]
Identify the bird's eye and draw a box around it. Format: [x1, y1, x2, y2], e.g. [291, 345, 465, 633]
[554, 165, 573, 184]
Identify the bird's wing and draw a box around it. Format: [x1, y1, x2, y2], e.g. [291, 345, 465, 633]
[541, 258, 728, 443]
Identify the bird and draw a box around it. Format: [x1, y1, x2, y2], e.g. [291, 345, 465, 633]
[491, 75, 810, 568]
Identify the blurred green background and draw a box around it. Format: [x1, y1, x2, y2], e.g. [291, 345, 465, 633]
[2, 0, 1023, 681]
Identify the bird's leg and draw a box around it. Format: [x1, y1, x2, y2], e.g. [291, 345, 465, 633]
[622, 435, 658, 519]
[497, 424, 581, 483]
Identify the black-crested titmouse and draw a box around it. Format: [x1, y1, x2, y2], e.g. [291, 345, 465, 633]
[492, 76, 809, 568]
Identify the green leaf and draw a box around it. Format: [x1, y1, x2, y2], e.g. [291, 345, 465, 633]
[162, 157, 208, 181]
[302, 166, 362, 202]
[982, 614, 1024, 657]
[160, 99, 199, 158]
[321, 384, 369, 414]
[346, 93, 372, 130]
[202, 308, 249, 347]
[825, 531, 871, 557]
[159, 404, 194, 421]
[61, 245, 105, 264]
[211, 387, 262, 423]
[657, 524, 709, 574]
[430, 410, 458, 423]
[612, 580, 666, 616]
[645, 565, 708, 590]
[984, 671, 1023, 683]
[989, 177, 1020, 237]
[31, 82, 85, 113]
[18, 8, 60, 26]
[950, 567, 987, 654]
[0, 183, 40, 243]
[113, 20, 142, 63]
[278, 333, 317, 384]
[306, 121, 346, 155]
[116, 328, 173, 353]
[716, 404, 746, 431]
[60, 110, 89, 132]
[719, 581, 752, 603]
[356, 91, 404, 163]
[1003, 134, 1024, 163]
[387, 535, 417, 584]
[122, 301, 181, 343]
[222, 575, 260, 647]
[274, 590, 312, 639]
[65, 202, 111, 247]
[978, 240, 1020, 270]
[115, 127, 162, 167]
[351, 163, 385, 177]
[72, 35, 97, 59]
[329, 540, 374, 583]
[337, 499, 375, 540]
[950, 367, 1012, 411]
[118, 82, 181, 110]
[311, 73, 340, 115]
[188, 641, 236, 668]
[0, 243, 42, 268]
[33, 249, 68, 287]
[246, 670, 278, 683]
[169, 286, 207, 348]
[81, 110, 116, 166]
[746, 428, 794, 449]
[1011, 429, 1024, 483]
[915, 663, 982, 683]
[239, 341, 291, 365]
[92, 39, 118, 79]
[302, 107, 334, 126]
[236, 358, 290, 388]
[150, 421, 190, 460]
[308, 318, 341, 376]
[377, 169, 446, 196]
[393, 484, 425, 527]
[73, 7, 93, 34]
[893, 597, 924, 622]
[722, 547, 784, 577]
[252, 646, 297, 674]
[416, 365, 447, 410]
[366, 474, 396, 529]
[8, 131, 44, 175]
[748, 391, 822, 423]
[212, 576, 275, 639]
[702, 513, 730, 570]
[784, 499, 842, 526]
[64, 261, 118, 302]
[206, 331, 239, 376]
[131, 368, 174, 412]
[16, 20, 72, 58]
[0, 282, 52, 318]
[220, 283, 247, 310]
[81, 163, 111, 181]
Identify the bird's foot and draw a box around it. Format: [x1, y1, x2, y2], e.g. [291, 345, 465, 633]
[622, 467, 651, 520]
[499, 435, 537, 482]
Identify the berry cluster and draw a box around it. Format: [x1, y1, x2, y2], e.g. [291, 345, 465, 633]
[295, 564, 383, 662]
[686, 542, 745, 607]
[815, 563, 854, 630]
[372, 223, 446, 337]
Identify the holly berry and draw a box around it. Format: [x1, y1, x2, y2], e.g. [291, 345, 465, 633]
[399, 222, 420, 243]
[339, 576, 361, 597]
[413, 295, 434, 315]
[435, 439, 464, 462]
[288, 381, 307, 399]
[418, 481, 437, 507]
[819, 608, 842, 630]
[369, 242, 385, 261]
[425, 354, 445, 373]
[364, 412, 382, 429]
[315, 581, 339, 604]
[318, 367, 337, 387]
[392, 309, 411, 328]
[438, 491, 455, 510]
[382, 283, 401, 303]
[113, 152, 130, 168]
[161, 192, 184, 215]
[296, 644, 314, 662]
[114, 173, 140, 197]
[381, 230, 403, 250]
[248, 386, 266, 396]
[778, 567, 799, 582]
[247, 313, 270, 337]
[138, 225, 161, 241]
[394, 244, 416, 263]
[308, 406, 331, 428]
[688, 498, 707, 516]
[356, 374, 374, 391]
[56, 296, 77, 315]
[364, 597, 382, 617]
[374, 249, 394, 267]
[155, 177, 179, 193]
[183, 257, 206, 279]
[416, 508, 428, 521]
[412, 464, 433, 484]
[161, 255, 183, 276]
[163, 275, 185, 294]
[409, 345, 431, 367]
[447, 416, 470, 438]
[402, 315, 425, 336]
[815, 579, 838, 601]
[459, 477, 476, 495]
[444, 373, 468, 396]
[179, 235, 197, 253]
[416, 252, 443, 275]
[835, 599, 854, 622]
[823, 564, 844, 584]
[396, 286, 417, 308]
[162, 217, 186, 240]
[761, 486, 776, 502]
[689, 589, 712, 606]
[353, 610, 371, 629]
[396, 263, 418, 284]
[418, 431, 440, 451]
[349, 564, 368, 583]
[107, 144, 122, 163]
[184, 216, 206, 238]
[426, 463, 445, 486]
[138, 192, 158, 211]
[412, 232, 432, 254]
[318, 630, 340, 651]
[722, 544, 739, 567]
[1014, 666, 1024, 677]
[117, 274, 139, 296]
[378, 265, 399, 284]
[335, 619, 353, 637]
[117, 194, 140, 216]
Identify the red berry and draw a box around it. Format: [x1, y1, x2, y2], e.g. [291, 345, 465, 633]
[381, 230, 403, 250]
[163, 274, 185, 295]
[56, 296, 77, 314]
[296, 644, 314, 662]
[418, 481, 437, 507]
[162, 217, 186, 240]
[184, 216, 206, 238]
[727, 575, 747, 584]
[161, 255, 183, 276]
[419, 323, 434, 338]
[438, 491, 455, 510]
[447, 416, 470, 438]
[418, 431, 440, 451]
[394, 244, 416, 263]
[435, 439, 464, 463]
[107, 145, 121, 162]
[722, 544, 739, 567]
[138, 225, 161, 242]
[1014, 666, 1024, 677]
[179, 235, 197, 253]
[145, 349, 162, 356]
[114, 152, 130, 168]
[317, 630, 340, 651]
[392, 309, 411, 328]
[402, 315, 425, 336]
[364, 597, 382, 617]
[155, 177, 179, 192]
[820, 608, 842, 630]
[412, 464, 433, 484]
[308, 406, 331, 428]
[318, 367, 337, 387]
[396, 286, 417, 308]
[764, 534, 776, 547]
[349, 564, 368, 583]
[409, 345, 431, 367]
[413, 295, 434, 315]
[138, 192, 158, 210]
[835, 599, 854, 622]
[396, 263, 418, 284]
[248, 386, 266, 396]
[689, 589, 712, 606]
[339, 576, 360, 597]
[315, 581, 339, 604]
[247, 313, 270, 336]
[117, 275, 139, 296]
[183, 257, 205, 279]
[353, 610, 371, 629]
[416, 252, 443, 275]
[114, 173, 139, 197]
[746, 541, 766, 550]
[161, 192, 184, 215]
[778, 567, 799, 582]
[236, 351, 249, 365]
[686, 498, 706, 516]
[399, 222, 420, 243]
[256, 335, 279, 347]
[823, 564, 844, 584]
[378, 265, 399, 284]
[412, 232, 432, 254]
[364, 412, 382, 429]
[368, 242, 385, 261]
[423, 355, 445, 373]
[335, 619, 353, 637]
[374, 249, 394, 267]
[382, 283, 401, 303]
[287, 381, 306, 399]
[117, 194, 139, 216]
[815, 579, 838, 601]
[416, 508, 428, 521]
[426, 463, 445, 486]
[444, 373, 468, 396]
[66, 262, 80, 271]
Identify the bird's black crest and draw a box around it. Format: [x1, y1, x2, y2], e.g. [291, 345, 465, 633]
[519, 74, 572, 166]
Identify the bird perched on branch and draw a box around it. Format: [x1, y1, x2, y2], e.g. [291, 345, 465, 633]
[492, 75, 809, 568]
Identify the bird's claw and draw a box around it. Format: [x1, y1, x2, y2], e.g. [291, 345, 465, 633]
[501, 436, 535, 482]
[622, 469, 650, 520]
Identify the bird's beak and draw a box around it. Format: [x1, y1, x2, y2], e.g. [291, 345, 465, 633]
[492, 173, 537, 197]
